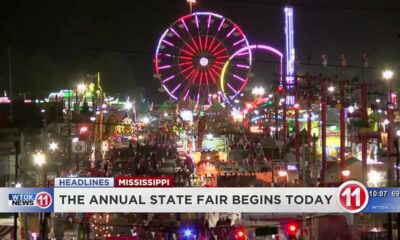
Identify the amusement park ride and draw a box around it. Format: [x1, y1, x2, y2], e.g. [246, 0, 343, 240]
[153, 7, 295, 187]
[154, 9, 295, 105]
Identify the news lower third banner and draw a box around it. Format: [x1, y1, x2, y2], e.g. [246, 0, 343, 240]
[2, 181, 400, 214]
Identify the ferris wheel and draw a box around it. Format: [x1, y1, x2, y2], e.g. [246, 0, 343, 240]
[154, 12, 252, 103]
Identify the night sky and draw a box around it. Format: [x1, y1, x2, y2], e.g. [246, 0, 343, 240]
[0, 0, 399, 103]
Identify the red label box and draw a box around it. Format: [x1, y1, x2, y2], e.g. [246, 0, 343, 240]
[114, 176, 173, 187]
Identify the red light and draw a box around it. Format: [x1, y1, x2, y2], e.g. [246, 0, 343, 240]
[236, 228, 245, 239]
[278, 85, 284, 92]
[289, 224, 297, 233]
[80, 126, 88, 134]
[293, 103, 299, 109]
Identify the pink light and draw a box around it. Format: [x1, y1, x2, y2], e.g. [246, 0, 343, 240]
[191, 38, 200, 51]
[179, 62, 192, 66]
[195, 15, 199, 29]
[233, 74, 246, 82]
[162, 39, 174, 47]
[233, 38, 245, 46]
[162, 75, 175, 83]
[236, 52, 249, 56]
[210, 42, 223, 53]
[196, 92, 200, 105]
[256, 44, 283, 58]
[226, 27, 236, 38]
[227, 83, 238, 94]
[170, 27, 181, 38]
[186, 68, 197, 79]
[213, 65, 223, 71]
[208, 69, 217, 83]
[205, 71, 209, 85]
[210, 67, 221, 78]
[181, 65, 194, 74]
[218, 18, 225, 31]
[181, 19, 189, 32]
[204, 35, 209, 50]
[207, 37, 216, 51]
[158, 65, 171, 70]
[216, 55, 228, 59]
[0, 97, 11, 103]
[180, 48, 194, 56]
[184, 90, 190, 100]
[198, 36, 203, 50]
[213, 48, 226, 56]
[192, 70, 200, 83]
[236, 64, 250, 69]
[184, 43, 196, 53]
[214, 61, 225, 65]
[207, 15, 211, 28]
[199, 71, 204, 84]
[170, 83, 181, 94]
[180, 55, 193, 60]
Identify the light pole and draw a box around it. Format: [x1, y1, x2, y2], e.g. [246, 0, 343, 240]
[33, 151, 47, 240]
[187, 0, 196, 13]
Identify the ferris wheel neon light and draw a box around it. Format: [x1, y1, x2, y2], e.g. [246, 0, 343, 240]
[220, 44, 283, 97]
[155, 12, 252, 102]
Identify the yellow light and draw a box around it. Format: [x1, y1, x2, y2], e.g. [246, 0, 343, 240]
[49, 142, 58, 151]
[220, 60, 231, 93]
[382, 70, 394, 80]
[278, 170, 287, 177]
[33, 151, 46, 166]
[368, 170, 383, 187]
[341, 170, 350, 177]
[77, 83, 87, 93]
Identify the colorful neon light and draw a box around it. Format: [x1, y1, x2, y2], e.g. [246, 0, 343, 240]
[162, 75, 175, 83]
[285, 6, 295, 105]
[220, 44, 283, 98]
[155, 12, 252, 101]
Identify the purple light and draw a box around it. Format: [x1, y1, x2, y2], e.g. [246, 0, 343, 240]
[220, 44, 283, 98]
[233, 74, 246, 82]
[195, 15, 199, 29]
[236, 64, 250, 69]
[207, 15, 211, 28]
[218, 18, 225, 31]
[181, 19, 189, 32]
[227, 83, 238, 94]
[170, 27, 181, 38]
[233, 38, 245, 46]
[171, 83, 181, 94]
[158, 65, 171, 70]
[195, 12, 223, 19]
[162, 75, 175, 83]
[284, 6, 295, 104]
[226, 27, 236, 38]
[162, 39, 174, 47]
[236, 52, 249, 56]
[184, 90, 190, 100]
[256, 45, 283, 58]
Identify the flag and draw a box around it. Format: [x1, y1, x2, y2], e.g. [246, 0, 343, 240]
[340, 54, 347, 68]
[362, 53, 369, 68]
[321, 53, 328, 67]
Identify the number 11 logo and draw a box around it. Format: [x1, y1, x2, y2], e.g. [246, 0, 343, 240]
[337, 181, 369, 213]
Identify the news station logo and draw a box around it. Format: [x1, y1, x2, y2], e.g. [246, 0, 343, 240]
[8, 191, 52, 209]
[337, 181, 369, 213]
